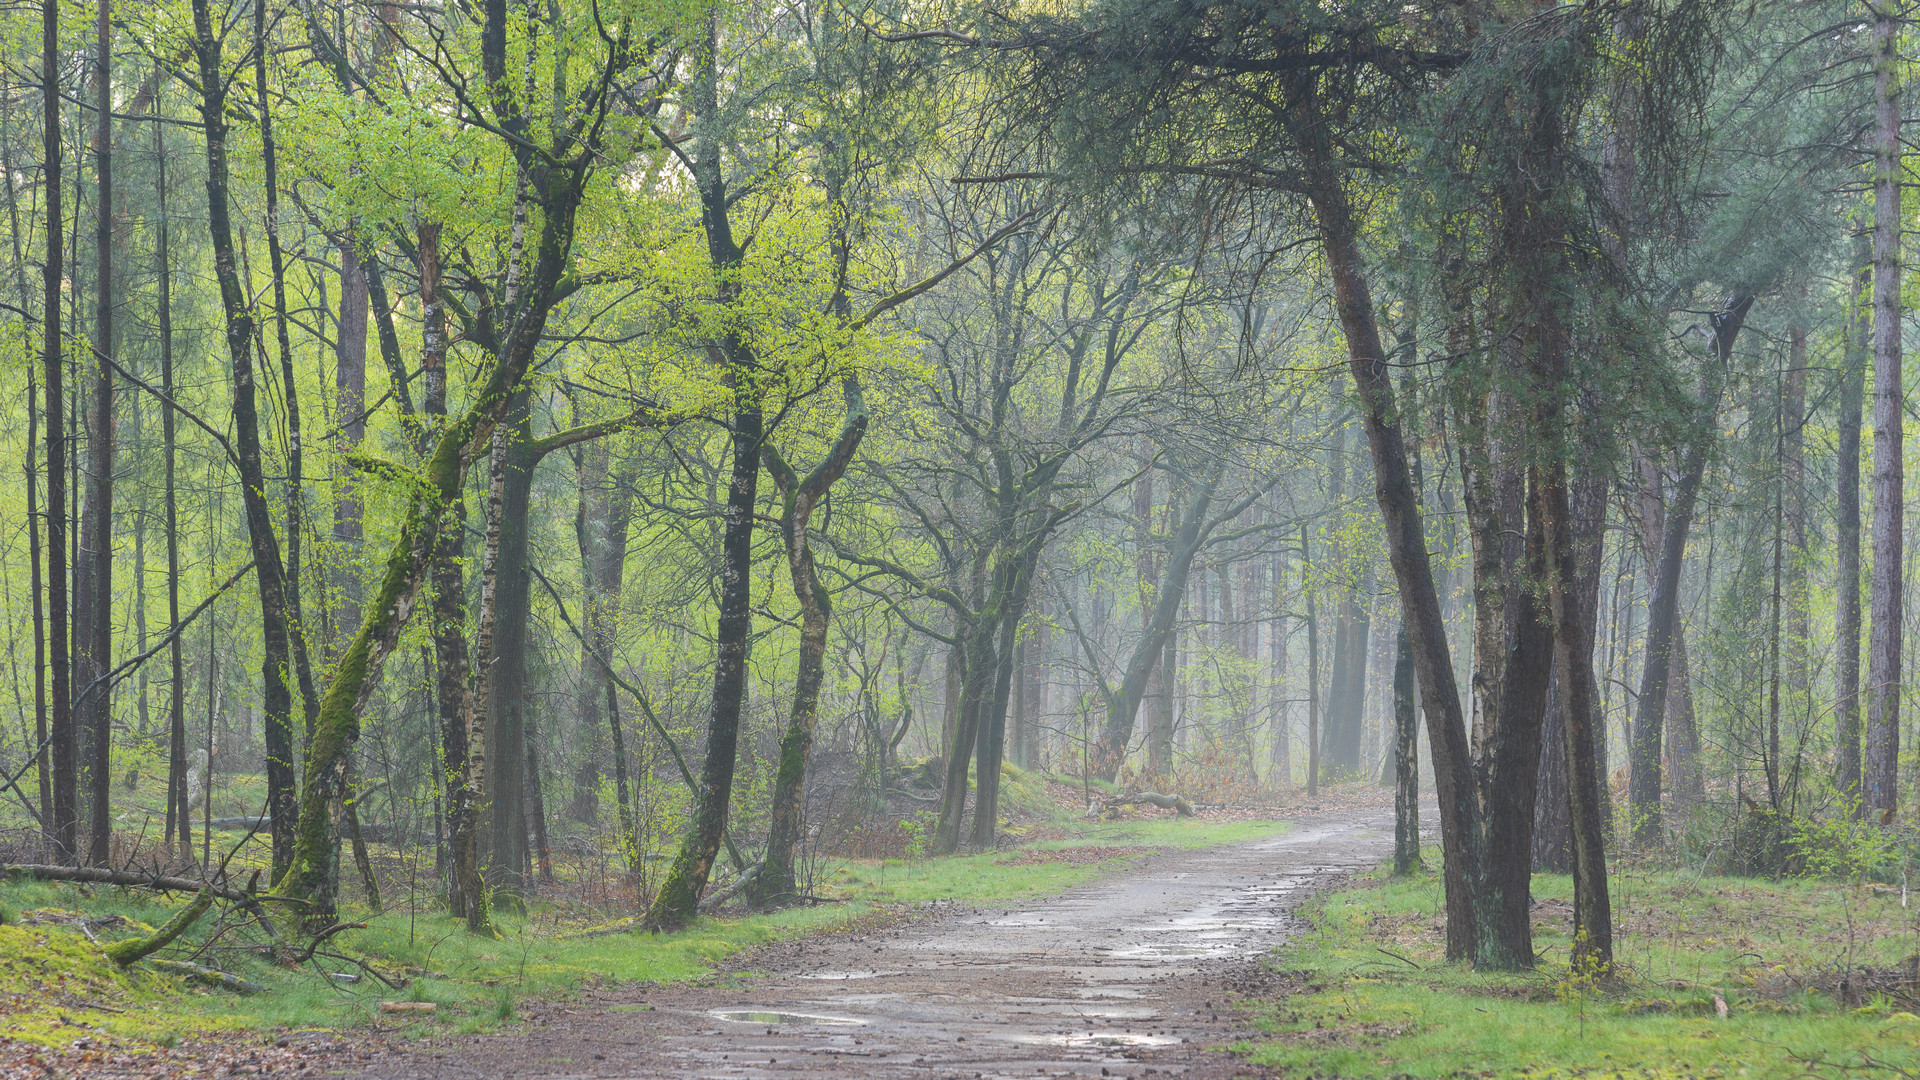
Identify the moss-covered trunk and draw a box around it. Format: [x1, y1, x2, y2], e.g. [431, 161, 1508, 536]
[752, 383, 868, 905]
[276, 160, 588, 927]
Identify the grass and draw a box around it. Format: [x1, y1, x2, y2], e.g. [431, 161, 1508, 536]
[1242, 848, 1920, 1079]
[829, 818, 1294, 902]
[0, 768, 1284, 1051]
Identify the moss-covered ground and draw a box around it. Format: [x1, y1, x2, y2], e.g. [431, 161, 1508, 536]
[1241, 850, 1919, 1079]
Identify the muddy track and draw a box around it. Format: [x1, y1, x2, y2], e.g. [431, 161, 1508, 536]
[352, 811, 1392, 1080]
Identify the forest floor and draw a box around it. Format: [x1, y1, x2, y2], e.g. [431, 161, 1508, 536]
[0, 776, 1388, 1079]
[1243, 852, 1920, 1079]
[332, 802, 1398, 1080]
[19, 781, 1897, 1080]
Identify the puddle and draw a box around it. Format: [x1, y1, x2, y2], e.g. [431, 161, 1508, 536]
[795, 970, 903, 980]
[1019, 1004, 1160, 1019]
[709, 1009, 865, 1026]
[987, 916, 1075, 927]
[1017, 1031, 1183, 1049]
[1103, 943, 1224, 959]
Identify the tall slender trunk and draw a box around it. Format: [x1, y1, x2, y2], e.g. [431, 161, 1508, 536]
[572, 441, 638, 834]
[1865, 5, 1903, 815]
[645, 395, 761, 927]
[43, 0, 75, 866]
[156, 109, 186, 860]
[257, 0, 316, 757]
[524, 723, 552, 885]
[482, 390, 534, 896]
[754, 380, 868, 905]
[1294, 105, 1485, 963]
[1391, 626, 1419, 875]
[189, 0, 298, 885]
[1269, 538, 1290, 781]
[331, 237, 369, 657]
[1094, 468, 1221, 778]
[74, 0, 115, 865]
[643, 24, 764, 927]
[972, 537, 1049, 849]
[1783, 326, 1808, 697]
[415, 220, 484, 930]
[1539, 463, 1614, 968]
[1303, 524, 1320, 799]
[1837, 253, 1869, 807]
[28, 358, 49, 843]
[1629, 296, 1751, 845]
[2, 71, 49, 840]
[936, 610, 996, 852]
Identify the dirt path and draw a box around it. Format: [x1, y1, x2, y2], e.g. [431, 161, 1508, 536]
[352, 810, 1392, 1080]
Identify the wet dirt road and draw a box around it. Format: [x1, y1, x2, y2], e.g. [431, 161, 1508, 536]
[353, 811, 1392, 1080]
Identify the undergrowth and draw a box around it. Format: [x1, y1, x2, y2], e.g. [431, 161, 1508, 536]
[1244, 848, 1920, 1079]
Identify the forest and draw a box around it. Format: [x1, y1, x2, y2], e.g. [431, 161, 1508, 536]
[0, 0, 1915, 1071]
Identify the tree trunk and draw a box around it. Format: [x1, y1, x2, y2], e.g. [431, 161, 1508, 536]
[1783, 325, 1808, 697]
[189, 0, 299, 884]
[331, 237, 369, 657]
[753, 381, 868, 905]
[482, 390, 535, 897]
[1392, 626, 1419, 875]
[936, 612, 996, 852]
[1295, 115, 1483, 965]
[1094, 468, 1221, 778]
[74, 0, 114, 866]
[525, 728, 553, 886]
[1836, 251, 1869, 807]
[1269, 537, 1290, 783]
[645, 397, 760, 927]
[415, 220, 486, 932]
[643, 24, 770, 927]
[572, 441, 639, 826]
[1539, 463, 1614, 970]
[254, 2, 322, 870]
[1865, 5, 1903, 815]
[973, 544, 1045, 850]
[156, 113, 187, 862]
[1629, 295, 1751, 846]
[1534, 469, 1607, 872]
[1302, 524, 1320, 799]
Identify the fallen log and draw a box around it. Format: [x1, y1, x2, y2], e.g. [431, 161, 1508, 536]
[2, 864, 308, 908]
[102, 886, 214, 966]
[1101, 792, 1195, 817]
[698, 861, 763, 914]
[146, 959, 265, 994]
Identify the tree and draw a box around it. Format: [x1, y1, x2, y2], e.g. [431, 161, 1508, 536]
[1863, 2, 1901, 816]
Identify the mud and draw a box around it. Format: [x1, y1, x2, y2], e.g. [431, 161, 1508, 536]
[349, 811, 1393, 1080]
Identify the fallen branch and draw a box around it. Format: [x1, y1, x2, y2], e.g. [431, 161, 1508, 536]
[292, 922, 369, 964]
[1103, 792, 1195, 817]
[102, 886, 215, 966]
[313, 948, 407, 989]
[698, 861, 763, 914]
[889, 786, 941, 802]
[3, 864, 309, 908]
[146, 959, 265, 993]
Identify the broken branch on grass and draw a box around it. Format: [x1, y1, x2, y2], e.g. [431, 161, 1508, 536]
[102, 886, 216, 966]
[293, 922, 370, 964]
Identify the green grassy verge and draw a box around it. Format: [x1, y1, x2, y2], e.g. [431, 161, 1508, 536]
[1243, 850, 1918, 1079]
[1, 776, 1285, 1050]
[832, 818, 1294, 902]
